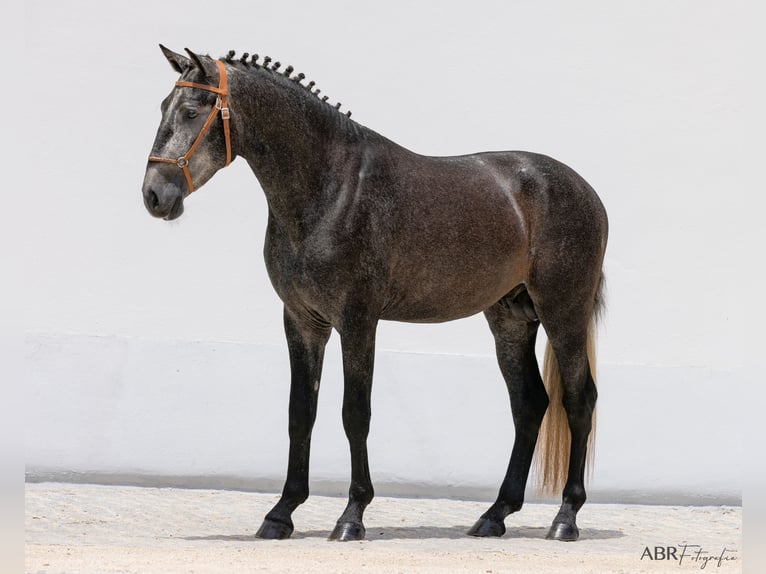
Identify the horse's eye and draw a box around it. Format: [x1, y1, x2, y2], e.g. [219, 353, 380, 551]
[179, 104, 199, 119]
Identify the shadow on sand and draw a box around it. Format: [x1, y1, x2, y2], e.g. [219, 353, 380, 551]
[184, 525, 624, 542]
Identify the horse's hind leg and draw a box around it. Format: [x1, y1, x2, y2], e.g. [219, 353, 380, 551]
[256, 306, 331, 539]
[541, 328, 597, 541]
[531, 284, 600, 542]
[468, 298, 548, 537]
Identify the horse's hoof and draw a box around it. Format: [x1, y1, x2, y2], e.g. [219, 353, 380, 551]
[329, 521, 366, 541]
[256, 518, 294, 540]
[546, 522, 579, 541]
[467, 517, 506, 537]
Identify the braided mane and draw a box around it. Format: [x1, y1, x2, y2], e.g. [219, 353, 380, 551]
[221, 49, 352, 118]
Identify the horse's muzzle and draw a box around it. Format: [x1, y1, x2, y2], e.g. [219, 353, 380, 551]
[142, 180, 185, 220]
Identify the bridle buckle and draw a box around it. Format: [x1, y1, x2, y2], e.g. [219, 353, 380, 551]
[216, 96, 230, 120]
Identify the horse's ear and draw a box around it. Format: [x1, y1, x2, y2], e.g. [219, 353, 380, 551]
[159, 44, 190, 74]
[184, 48, 218, 82]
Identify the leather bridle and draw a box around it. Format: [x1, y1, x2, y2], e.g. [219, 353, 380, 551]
[148, 59, 232, 194]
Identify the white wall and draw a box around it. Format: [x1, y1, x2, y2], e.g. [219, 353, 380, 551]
[17, 0, 764, 504]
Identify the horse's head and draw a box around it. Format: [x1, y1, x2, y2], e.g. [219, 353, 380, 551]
[142, 45, 234, 220]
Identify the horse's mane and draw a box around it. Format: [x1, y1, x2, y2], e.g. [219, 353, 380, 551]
[219, 50, 352, 119]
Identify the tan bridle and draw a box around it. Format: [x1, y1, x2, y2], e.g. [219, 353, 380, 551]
[148, 59, 232, 194]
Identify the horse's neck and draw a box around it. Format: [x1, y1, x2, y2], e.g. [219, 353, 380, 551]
[233, 71, 360, 241]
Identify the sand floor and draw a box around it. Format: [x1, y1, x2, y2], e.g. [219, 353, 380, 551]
[25, 483, 741, 573]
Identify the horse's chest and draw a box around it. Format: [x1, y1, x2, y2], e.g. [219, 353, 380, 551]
[264, 227, 359, 313]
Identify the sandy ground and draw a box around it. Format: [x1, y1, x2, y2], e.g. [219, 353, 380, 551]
[26, 483, 741, 574]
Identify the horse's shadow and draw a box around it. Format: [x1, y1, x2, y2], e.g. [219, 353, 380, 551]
[184, 525, 624, 542]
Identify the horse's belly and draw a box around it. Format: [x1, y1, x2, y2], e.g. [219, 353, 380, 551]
[381, 252, 525, 323]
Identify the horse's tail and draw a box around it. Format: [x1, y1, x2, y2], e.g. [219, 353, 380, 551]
[534, 272, 605, 495]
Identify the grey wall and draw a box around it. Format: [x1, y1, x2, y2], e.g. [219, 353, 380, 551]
[18, 0, 763, 504]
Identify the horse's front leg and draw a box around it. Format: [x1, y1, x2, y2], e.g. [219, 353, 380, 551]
[256, 306, 331, 539]
[329, 312, 378, 541]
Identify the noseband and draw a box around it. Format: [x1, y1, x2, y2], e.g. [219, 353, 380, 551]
[148, 59, 232, 194]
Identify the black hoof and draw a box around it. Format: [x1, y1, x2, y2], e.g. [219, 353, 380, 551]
[329, 521, 366, 541]
[256, 518, 294, 540]
[546, 522, 579, 542]
[467, 517, 506, 537]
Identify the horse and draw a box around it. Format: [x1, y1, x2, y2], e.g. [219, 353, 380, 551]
[142, 45, 608, 543]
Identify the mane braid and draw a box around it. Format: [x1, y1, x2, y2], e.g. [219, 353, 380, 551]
[221, 49, 353, 120]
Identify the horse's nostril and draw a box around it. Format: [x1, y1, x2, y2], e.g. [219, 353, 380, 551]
[149, 190, 159, 209]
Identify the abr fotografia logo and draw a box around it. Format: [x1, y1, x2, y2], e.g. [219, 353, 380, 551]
[641, 545, 738, 569]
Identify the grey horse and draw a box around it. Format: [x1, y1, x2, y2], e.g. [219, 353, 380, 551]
[142, 46, 608, 543]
